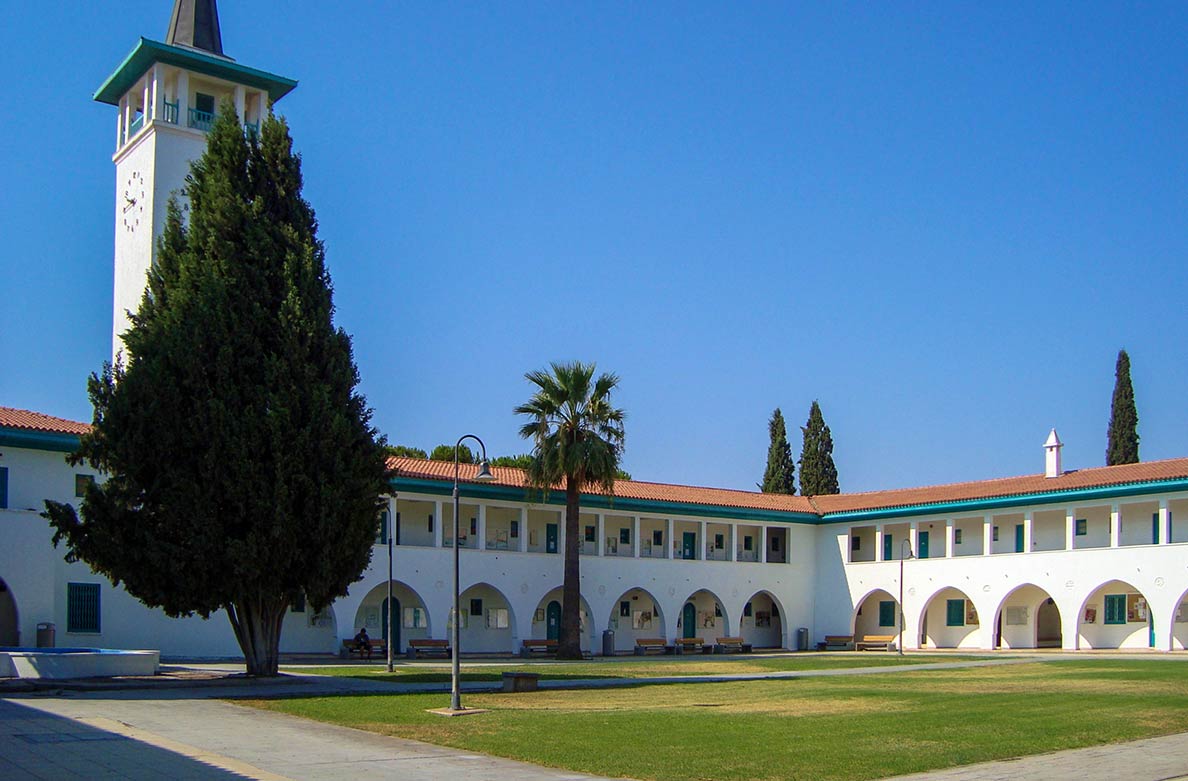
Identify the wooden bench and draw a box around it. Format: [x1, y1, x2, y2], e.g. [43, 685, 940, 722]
[634, 638, 669, 656]
[519, 639, 558, 658]
[855, 634, 896, 651]
[341, 638, 386, 659]
[675, 637, 706, 654]
[406, 639, 451, 660]
[713, 636, 750, 654]
[821, 634, 855, 651]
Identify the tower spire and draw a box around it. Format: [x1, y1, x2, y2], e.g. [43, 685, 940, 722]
[166, 0, 224, 56]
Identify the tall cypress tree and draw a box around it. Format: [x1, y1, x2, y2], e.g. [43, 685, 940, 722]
[43, 103, 391, 676]
[1106, 349, 1140, 465]
[799, 400, 839, 495]
[760, 408, 796, 494]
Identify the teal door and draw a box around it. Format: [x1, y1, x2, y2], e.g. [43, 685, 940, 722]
[682, 603, 697, 638]
[1149, 611, 1156, 648]
[1014, 524, 1025, 553]
[546, 523, 558, 554]
[1153, 513, 1160, 544]
[883, 534, 893, 561]
[381, 596, 400, 650]
[546, 600, 561, 641]
[918, 531, 929, 559]
[682, 532, 696, 560]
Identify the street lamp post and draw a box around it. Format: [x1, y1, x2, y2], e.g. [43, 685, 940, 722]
[387, 493, 396, 673]
[898, 538, 915, 656]
[451, 435, 493, 712]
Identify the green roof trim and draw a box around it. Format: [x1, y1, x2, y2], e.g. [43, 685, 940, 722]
[390, 476, 822, 524]
[0, 428, 80, 454]
[94, 38, 297, 106]
[818, 477, 1188, 523]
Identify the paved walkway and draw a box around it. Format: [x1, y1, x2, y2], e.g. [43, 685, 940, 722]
[2, 655, 1187, 780]
[883, 731, 1188, 781]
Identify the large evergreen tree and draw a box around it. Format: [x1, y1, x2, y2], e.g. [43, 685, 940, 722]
[43, 104, 390, 676]
[516, 361, 625, 659]
[760, 408, 796, 494]
[799, 400, 839, 495]
[1106, 349, 1140, 465]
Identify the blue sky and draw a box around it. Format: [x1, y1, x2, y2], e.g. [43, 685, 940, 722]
[2, 2, 1186, 493]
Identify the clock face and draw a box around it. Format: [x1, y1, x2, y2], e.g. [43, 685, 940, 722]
[122, 171, 146, 233]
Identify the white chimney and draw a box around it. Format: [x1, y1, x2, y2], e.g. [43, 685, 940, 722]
[1044, 429, 1063, 478]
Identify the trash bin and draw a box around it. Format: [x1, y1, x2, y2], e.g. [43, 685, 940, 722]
[602, 629, 615, 657]
[36, 622, 55, 648]
[797, 627, 809, 651]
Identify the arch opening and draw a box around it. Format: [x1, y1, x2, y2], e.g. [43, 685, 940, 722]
[678, 589, 728, 643]
[852, 588, 899, 645]
[740, 590, 784, 649]
[992, 584, 1061, 650]
[1077, 580, 1155, 650]
[0, 578, 18, 647]
[608, 588, 666, 653]
[352, 581, 432, 654]
[1173, 586, 1188, 651]
[530, 587, 595, 652]
[457, 582, 517, 654]
[919, 586, 980, 649]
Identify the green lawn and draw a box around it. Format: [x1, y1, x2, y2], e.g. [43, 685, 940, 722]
[281, 653, 992, 684]
[244, 659, 1188, 780]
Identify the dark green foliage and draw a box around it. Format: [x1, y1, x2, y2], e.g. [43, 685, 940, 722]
[430, 444, 474, 463]
[799, 400, 839, 495]
[386, 444, 428, 460]
[43, 102, 390, 676]
[1106, 349, 1140, 466]
[760, 408, 796, 494]
[516, 361, 626, 659]
[490, 454, 534, 470]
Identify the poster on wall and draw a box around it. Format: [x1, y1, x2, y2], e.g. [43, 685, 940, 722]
[1005, 607, 1028, 626]
[700, 611, 716, 629]
[632, 610, 653, 630]
[364, 606, 380, 629]
[755, 611, 771, 627]
[966, 603, 979, 625]
[1177, 602, 1187, 623]
[1127, 594, 1147, 623]
[1084, 605, 1097, 624]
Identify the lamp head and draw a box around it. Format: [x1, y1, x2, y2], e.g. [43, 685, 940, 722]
[475, 459, 494, 481]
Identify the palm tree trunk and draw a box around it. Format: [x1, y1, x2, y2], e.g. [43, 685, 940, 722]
[558, 480, 584, 659]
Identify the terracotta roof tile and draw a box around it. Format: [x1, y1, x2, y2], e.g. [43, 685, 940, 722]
[390, 456, 1188, 517]
[388, 457, 819, 514]
[0, 406, 90, 436]
[810, 458, 1188, 515]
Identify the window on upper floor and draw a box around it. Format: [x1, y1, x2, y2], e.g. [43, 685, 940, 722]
[291, 592, 305, 613]
[195, 92, 215, 115]
[67, 582, 101, 633]
[584, 525, 596, 543]
[850, 536, 860, 551]
[954, 529, 963, 545]
[0, 466, 8, 509]
[1075, 518, 1087, 536]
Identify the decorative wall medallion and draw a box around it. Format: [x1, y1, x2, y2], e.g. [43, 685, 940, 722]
[520, 583, 529, 593]
[434, 580, 444, 590]
[598, 584, 606, 595]
[1065, 580, 1075, 589]
[1155, 577, 1166, 588]
[908, 587, 916, 596]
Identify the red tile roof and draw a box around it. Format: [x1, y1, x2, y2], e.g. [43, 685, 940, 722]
[809, 457, 1188, 514]
[390, 455, 1188, 517]
[0, 406, 91, 436]
[388, 457, 820, 514]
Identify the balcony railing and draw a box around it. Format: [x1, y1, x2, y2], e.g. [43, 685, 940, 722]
[162, 100, 179, 125]
[127, 114, 144, 138]
[188, 108, 215, 132]
[244, 119, 260, 139]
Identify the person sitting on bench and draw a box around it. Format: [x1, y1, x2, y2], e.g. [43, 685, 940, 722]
[353, 627, 373, 660]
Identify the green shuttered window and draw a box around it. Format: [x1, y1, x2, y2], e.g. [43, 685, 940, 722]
[946, 599, 965, 627]
[67, 583, 101, 633]
[879, 600, 896, 627]
[1104, 594, 1127, 625]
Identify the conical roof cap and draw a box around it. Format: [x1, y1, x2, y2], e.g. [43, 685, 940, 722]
[166, 0, 224, 56]
[1044, 428, 1063, 448]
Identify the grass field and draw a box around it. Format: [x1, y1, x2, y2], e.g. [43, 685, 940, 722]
[244, 659, 1188, 780]
[281, 653, 993, 684]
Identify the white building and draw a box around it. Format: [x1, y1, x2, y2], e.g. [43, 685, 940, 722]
[2, 406, 1187, 657]
[1, 1, 1185, 660]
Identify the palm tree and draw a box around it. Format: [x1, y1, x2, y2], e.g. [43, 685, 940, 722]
[516, 361, 626, 659]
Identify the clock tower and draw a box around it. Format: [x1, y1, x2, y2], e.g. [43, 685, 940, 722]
[94, 0, 297, 362]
